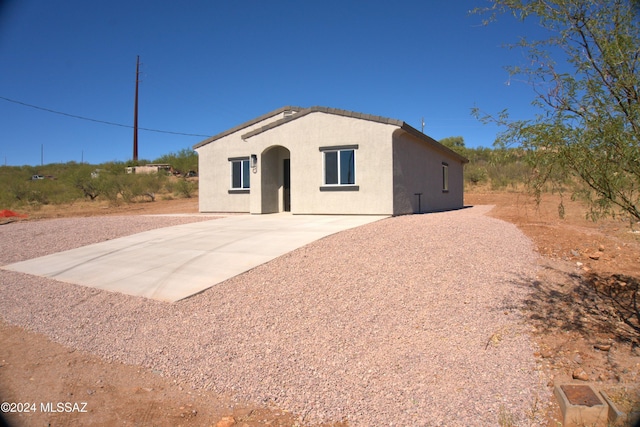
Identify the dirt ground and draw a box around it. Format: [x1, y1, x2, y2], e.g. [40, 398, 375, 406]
[466, 189, 640, 426]
[1, 191, 639, 426]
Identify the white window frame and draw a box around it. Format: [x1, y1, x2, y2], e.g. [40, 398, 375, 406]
[230, 158, 250, 190]
[322, 148, 356, 186]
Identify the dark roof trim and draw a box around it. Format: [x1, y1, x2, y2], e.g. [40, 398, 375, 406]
[193, 106, 303, 149]
[319, 144, 359, 152]
[242, 106, 404, 140]
[400, 123, 469, 164]
[195, 105, 468, 164]
[243, 106, 469, 164]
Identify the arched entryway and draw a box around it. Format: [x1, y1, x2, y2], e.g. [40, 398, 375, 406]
[260, 145, 291, 213]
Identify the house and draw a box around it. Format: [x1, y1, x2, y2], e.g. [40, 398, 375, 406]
[193, 106, 468, 215]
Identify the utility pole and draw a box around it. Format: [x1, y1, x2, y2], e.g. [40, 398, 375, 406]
[421, 117, 425, 133]
[133, 55, 140, 163]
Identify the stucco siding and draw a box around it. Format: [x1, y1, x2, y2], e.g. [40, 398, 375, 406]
[246, 112, 396, 215]
[259, 146, 289, 213]
[195, 106, 466, 215]
[392, 130, 464, 215]
[195, 111, 293, 212]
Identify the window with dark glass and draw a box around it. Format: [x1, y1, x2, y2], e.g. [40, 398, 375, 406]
[231, 159, 250, 189]
[442, 162, 449, 192]
[324, 149, 355, 185]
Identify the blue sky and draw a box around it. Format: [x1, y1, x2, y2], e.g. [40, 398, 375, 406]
[0, 0, 544, 166]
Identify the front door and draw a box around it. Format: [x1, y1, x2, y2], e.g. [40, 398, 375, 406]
[283, 159, 291, 212]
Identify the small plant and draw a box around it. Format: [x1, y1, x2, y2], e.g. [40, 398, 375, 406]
[498, 404, 516, 427]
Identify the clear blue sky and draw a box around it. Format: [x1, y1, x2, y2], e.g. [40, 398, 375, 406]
[0, 0, 544, 166]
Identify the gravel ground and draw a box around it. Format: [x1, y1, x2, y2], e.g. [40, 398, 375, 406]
[0, 207, 550, 426]
[0, 215, 217, 265]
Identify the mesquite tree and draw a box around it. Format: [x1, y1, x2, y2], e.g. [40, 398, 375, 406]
[474, 0, 640, 223]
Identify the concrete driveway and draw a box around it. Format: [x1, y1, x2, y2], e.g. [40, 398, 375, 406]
[3, 214, 387, 302]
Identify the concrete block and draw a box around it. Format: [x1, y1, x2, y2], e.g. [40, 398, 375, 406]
[600, 390, 627, 426]
[554, 384, 608, 427]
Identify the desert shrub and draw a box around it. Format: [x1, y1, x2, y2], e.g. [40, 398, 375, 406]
[7, 162, 106, 205]
[95, 171, 124, 205]
[66, 164, 100, 200]
[486, 160, 531, 190]
[466, 146, 493, 164]
[0, 153, 195, 208]
[117, 174, 141, 203]
[88, 168, 168, 204]
[130, 173, 166, 202]
[464, 147, 533, 189]
[30, 178, 77, 205]
[465, 163, 488, 185]
[7, 179, 70, 206]
[174, 179, 196, 198]
[154, 148, 198, 176]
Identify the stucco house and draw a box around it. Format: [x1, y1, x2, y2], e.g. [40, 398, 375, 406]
[193, 106, 468, 215]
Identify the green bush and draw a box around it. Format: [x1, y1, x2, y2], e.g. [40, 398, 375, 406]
[465, 164, 488, 185]
[91, 169, 166, 204]
[66, 164, 100, 200]
[153, 148, 198, 176]
[174, 179, 197, 198]
[0, 159, 188, 208]
[486, 161, 531, 190]
[461, 147, 533, 190]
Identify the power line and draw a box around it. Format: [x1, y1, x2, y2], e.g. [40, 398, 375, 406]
[0, 96, 212, 137]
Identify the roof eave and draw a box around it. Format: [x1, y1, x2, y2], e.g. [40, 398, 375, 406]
[400, 123, 470, 164]
[242, 106, 404, 140]
[193, 105, 304, 150]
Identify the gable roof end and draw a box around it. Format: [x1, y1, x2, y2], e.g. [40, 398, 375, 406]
[241, 106, 404, 140]
[240, 106, 469, 164]
[193, 106, 303, 150]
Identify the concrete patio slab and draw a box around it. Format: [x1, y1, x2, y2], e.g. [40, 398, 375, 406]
[2, 214, 386, 302]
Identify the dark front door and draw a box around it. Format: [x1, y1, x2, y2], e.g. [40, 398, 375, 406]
[283, 159, 291, 212]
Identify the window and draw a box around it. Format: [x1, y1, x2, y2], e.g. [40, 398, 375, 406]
[318, 145, 359, 191]
[230, 158, 250, 189]
[442, 162, 449, 192]
[323, 149, 355, 185]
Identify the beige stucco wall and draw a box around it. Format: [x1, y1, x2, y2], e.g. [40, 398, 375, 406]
[257, 146, 289, 214]
[195, 111, 292, 213]
[245, 112, 396, 215]
[392, 129, 464, 215]
[196, 109, 465, 215]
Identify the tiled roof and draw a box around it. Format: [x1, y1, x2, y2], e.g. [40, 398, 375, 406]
[194, 105, 468, 164]
[193, 106, 303, 149]
[242, 106, 468, 164]
[241, 106, 405, 139]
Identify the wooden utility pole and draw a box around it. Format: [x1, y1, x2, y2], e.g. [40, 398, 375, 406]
[133, 55, 140, 162]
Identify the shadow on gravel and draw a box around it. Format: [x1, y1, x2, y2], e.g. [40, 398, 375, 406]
[518, 265, 640, 346]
